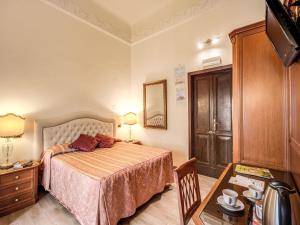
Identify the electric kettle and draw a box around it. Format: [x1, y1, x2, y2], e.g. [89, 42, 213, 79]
[263, 181, 296, 225]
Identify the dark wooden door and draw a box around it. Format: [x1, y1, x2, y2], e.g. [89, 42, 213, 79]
[190, 67, 232, 178]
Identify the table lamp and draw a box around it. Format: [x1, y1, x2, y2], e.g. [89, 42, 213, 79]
[0, 113, 25, 169]
[123, 112, 137, 142]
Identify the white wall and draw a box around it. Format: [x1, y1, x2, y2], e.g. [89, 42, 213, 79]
[0, 0, 131, 161]
[131, 0, 265, 166]
[0, 0, 266, 165]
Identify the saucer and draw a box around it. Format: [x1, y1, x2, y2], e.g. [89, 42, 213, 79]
[242, 190, 262, 202]
[217, 196, 245, 212]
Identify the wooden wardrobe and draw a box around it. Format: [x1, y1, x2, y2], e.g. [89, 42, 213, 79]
[229, 21, 288, 171]
[288, 59, 300, 190]
[229, 21, 300, 190]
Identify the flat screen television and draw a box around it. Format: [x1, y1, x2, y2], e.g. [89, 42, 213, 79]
[266, 0, 300, 66]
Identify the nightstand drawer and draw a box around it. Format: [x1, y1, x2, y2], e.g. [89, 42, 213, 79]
[0, 191, 33, 209]
[0, 169, 32, 186]
[0, 181, 32, 199]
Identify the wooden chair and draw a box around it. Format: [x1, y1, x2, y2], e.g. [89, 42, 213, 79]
[174, 158, 201, 225]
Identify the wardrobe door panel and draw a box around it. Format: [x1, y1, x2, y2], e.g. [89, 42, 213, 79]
[230, 22, 287, 170]
[289, 62, 300, 190]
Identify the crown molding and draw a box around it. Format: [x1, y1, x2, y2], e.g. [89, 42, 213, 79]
[40, 0, 131, 45]
[40, 0, 222, 45]
[131, 0, 221, 43]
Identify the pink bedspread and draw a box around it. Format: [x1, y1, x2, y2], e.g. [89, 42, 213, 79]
[41, 142, 174, 225]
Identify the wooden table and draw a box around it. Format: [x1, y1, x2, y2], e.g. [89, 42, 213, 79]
[192, 163, 299, 225]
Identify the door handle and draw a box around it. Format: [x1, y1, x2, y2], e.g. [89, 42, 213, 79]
[213, 119, 219, 132]
[208, 131, 215, 134]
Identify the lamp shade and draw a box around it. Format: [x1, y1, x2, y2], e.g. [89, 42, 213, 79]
[123, 112, 137, 125]
[0, 113, 25, 138]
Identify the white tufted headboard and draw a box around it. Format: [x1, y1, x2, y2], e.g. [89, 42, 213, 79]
[36, 115, 116, 151]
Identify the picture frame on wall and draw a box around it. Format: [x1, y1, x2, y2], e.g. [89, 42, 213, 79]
[143, 79, 167, 130]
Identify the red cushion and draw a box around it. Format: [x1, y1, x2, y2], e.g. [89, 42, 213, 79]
[95, 134, 115, 148]
[69, 134, 98, 152]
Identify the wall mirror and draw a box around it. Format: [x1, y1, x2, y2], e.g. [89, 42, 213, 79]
[143, 80, 167, 129]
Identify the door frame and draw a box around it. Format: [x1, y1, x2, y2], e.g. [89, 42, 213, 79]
[188, 64, 232, 159]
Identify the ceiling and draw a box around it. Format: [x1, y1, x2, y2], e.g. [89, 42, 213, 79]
[44, 0, 219, 43]
[92, 0, 173, 25]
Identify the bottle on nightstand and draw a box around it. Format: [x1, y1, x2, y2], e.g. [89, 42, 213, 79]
[124, 140, 142, 145]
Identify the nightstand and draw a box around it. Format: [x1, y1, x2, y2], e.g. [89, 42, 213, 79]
[0, 161, 39, 216]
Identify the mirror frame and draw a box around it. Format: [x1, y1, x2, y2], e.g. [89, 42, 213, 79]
[143, 79, 167, 130]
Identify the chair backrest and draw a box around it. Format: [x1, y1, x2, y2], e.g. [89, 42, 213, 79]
[174, 158, 201, 225]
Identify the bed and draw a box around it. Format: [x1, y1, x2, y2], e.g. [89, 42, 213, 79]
[39, 115, 174, 225]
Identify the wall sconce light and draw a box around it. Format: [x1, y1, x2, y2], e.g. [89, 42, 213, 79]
[197, 37, 221, 49]
[211, 37, 220, 45]
[197, 42, 205, 49]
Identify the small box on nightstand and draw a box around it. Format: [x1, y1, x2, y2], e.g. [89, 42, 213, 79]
[124, 140, 142, 145]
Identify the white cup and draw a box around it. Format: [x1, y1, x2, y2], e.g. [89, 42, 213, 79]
[255, 201, 263, 220]
[248, 185, 264, 199]
[222, 189, 238, 206]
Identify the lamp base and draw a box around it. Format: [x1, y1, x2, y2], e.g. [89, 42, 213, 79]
[0, 162, 13, 169]
[1, 139, 14, 170]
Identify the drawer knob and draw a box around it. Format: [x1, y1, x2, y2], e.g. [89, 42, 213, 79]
[15, 198, 19, 202]
[15, 186, 19, 191]
[15, 175, 20, 180]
